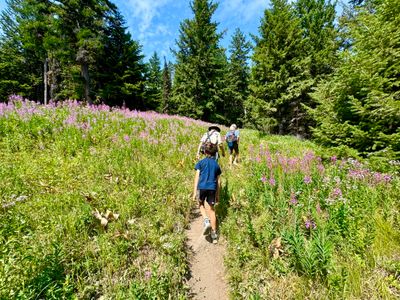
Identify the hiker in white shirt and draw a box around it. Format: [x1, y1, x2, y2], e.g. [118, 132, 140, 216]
[196, 125, 225, 160]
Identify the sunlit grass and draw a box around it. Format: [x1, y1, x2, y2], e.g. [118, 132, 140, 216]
[1, 98, 399, 299]
[0, 98, 214, 299]
[222, 132, 400, 299]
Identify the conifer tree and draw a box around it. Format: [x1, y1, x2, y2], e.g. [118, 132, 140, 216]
[94, 8, 146, 109]
[310, 0, 400, 159]
[162, 57, 172, 113]
[53, 0, 114, 103]
[246, 0, 306, 133]
[224, 28, 251, 126]
[0, 0, 53, 101]
[171, 0, 226, 122]
[146, 52, 163, 110]
[0, 0, 147, 107]
[294, 0, 338, 135]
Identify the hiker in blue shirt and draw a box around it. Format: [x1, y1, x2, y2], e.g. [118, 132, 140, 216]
[193, 143, 222, 244]
[225, 124, 240, 166]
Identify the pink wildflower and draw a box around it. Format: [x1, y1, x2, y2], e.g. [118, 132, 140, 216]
[290, 192, 298, 205]
[304, 175, 312, 184]
[305, 218, 316, 230]
[144, 270, 152, 280]
[331, 187, 342, 198]
[269, 177, 276, 187]
[316, 203, 322, 214]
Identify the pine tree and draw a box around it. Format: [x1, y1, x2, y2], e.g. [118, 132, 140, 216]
[224, 28, 251, 126]
[95, 8, 146, 109]
[146, 52, 162, 110]
[296, 0, 337, 78]
[294, 0, 338, 135]
[310, 0, 400, 159]
[53, 0, 114, 103]
[162, 57, 172, 113]
[171, 0, 226, 122]
[0, 0, 147, 107]
[0, 0, 53, 101]
[246, 0, 306, 134]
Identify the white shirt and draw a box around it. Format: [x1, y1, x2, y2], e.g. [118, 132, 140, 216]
[200, 130, 222, 145]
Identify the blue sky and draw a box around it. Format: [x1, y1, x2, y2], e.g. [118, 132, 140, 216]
[0, 0, 349, 62]
[113, 0, 273, 62]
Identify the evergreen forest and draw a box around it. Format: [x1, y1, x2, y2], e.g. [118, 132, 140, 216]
[0, 0, 398, 160]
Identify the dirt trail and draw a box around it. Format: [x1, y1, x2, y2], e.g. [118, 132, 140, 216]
[186, 208, 229, 300]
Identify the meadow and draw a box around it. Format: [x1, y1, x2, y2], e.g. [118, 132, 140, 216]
[0, 96, 210, 299]
[1, 96, 399, 299]
[222, 134, 400, 299]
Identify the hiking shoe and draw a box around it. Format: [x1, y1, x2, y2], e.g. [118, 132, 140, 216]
[203, 218, 211, 235]
[211, 231, 218, 244]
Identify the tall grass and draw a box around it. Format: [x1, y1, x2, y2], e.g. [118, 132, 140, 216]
[0, 97, 213, 299]
[222, 131, 400, 299]
[1, 96, 399, 299]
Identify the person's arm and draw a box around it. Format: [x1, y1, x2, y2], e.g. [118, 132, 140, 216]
[219, 144, 225, 157]
[217, 133, 225, 157]
[193, 170, 200, 201]
[216, 175, 221, 203]
[196, 142, 203, 159]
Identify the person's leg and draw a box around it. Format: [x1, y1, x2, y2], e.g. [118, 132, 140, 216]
[234, 152, 239, 164]
[204, 201, 216, 232]
[228, 146, 233, 165]
[199, 202, 208, 219]
[233, 143, 239, 164]
[198, 190, 211, 235]
[205, 200, 218, 243]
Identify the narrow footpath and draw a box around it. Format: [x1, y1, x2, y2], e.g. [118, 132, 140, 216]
[186, 208, 229, 299]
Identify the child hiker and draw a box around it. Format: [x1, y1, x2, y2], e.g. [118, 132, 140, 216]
[192, 143, 221, 244]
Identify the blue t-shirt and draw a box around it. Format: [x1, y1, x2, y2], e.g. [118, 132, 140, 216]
[194, 157, 222, 190]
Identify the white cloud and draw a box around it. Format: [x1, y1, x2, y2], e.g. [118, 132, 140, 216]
[125, 0, 171, 36]
[218, 0, 269, 23]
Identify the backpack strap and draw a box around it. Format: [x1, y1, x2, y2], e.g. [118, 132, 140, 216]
[206, 130, 215, 142]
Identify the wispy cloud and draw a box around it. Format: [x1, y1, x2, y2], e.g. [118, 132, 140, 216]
[217, 0, 269, 23]
[116, 0, 270, 61]
[124, 0, 171, 39]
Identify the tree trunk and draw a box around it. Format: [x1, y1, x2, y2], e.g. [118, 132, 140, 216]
[44, 58, 48, 105]
[81, 63, 91, 104]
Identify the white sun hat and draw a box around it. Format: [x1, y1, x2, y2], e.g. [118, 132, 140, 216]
[229, 124, 237, 131]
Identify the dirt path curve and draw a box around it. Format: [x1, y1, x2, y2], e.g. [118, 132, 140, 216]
[186, 208, 229, 299]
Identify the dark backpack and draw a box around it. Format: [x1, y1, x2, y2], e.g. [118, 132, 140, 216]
[200, 131, 217, 154]
[226, 130, 237, 147]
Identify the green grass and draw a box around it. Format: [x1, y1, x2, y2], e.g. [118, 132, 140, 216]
[1, 100, 399, 299]
[222, 129, 400, 299]
[0, 101, 214, 299]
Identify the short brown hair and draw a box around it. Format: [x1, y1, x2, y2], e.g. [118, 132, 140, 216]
[204, 142, 217, 155]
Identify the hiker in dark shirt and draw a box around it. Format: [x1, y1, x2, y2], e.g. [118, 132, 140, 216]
[225, 124, 240, 166]
[193, 143, 222, 244]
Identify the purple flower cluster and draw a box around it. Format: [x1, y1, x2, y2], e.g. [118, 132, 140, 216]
[304, 175, 312, 185]
[347, 168, 393, 185]
[305, 218, 316, 230]
[290, 192, 298, 205]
